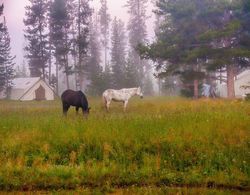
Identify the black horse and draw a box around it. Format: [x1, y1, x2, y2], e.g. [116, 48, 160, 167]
[61, 89, 90, 117]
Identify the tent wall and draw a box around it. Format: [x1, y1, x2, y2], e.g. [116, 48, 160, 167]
[235, 70, 250, 98]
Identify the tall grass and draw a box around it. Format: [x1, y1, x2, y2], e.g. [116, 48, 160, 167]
[0, 97, 249, 191]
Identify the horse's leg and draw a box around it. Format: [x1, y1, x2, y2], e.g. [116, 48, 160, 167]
[63, 103, 70, 116]
[104, 100, 108, 111]
[123, 100, 128, 112]
[105, 103, 108, 111]
[103, 95, 107, 110]
[106, 100, 111, 112]
[75, 107, 79, 115]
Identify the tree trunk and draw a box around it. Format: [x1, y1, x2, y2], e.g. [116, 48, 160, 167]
[72, 24, 78, 91]
[48, 20, 52, 84]
[65, 54, 70, 89]
[158, 78, 161, 96]
[38, 7, 45, 80]
[6, 87, 11, 99]
[65, 74, 70, 89]
[48, 42, 52, 84]
[104, 38, 107, 70]
[193, 79, 199, 99]
[56, 60, 59, 95]
[226, 64, 235, 99]
[74, 60, 78, 90]
[104, 0, 108, 70]
[79, 72, 83, 91]
[77, 0, 83, 91]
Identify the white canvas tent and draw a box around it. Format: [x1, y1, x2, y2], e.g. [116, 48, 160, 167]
[217, 69, 250, 98]
[235, 69, 250, 98]
[9, 77, 55, 101]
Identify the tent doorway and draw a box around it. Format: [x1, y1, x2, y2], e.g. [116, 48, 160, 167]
[35, 85, 46, 100]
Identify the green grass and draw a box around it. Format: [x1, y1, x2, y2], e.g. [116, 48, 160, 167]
[0, 97, 249, 192]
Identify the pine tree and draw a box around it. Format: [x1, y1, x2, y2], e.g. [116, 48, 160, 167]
[86, 14, 103, 95]
[110, 17, 126, 89]
[73, 0, 92, 90]
[124, 54, 139, 87]
[50, 0, 73, 90]
[102, 63, 112, 90]
[24, 0, 49, 79]
[238, 0, 250, 76]
[99, 0, 111, 70]
[139, 0, 250, 98]
[138, 0, 198, 97]
[0, 4, 4, 92]
[144, 70, 154, 95]
[49, 0, 91, 92]
[0, 8, 15, 98]
[126, 0, 148, 87]
[192, 0, 250, 98]
[16, 61, 28, 78]
[47, 0, 53, 85]
[0, 4, 3, 30]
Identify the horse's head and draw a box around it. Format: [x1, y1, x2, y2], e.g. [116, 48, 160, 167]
[78, 91, 91, 117]
[83, 107, 91, 118]
[136, 87, 143, 99]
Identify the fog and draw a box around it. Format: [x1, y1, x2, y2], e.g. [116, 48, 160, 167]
[1, 0, 155, 66]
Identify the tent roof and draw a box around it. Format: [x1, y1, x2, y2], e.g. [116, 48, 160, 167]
[12, 77, 41, 90]
[237, 69, 250, 80]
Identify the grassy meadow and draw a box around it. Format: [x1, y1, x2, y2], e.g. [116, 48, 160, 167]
[0, 97, 249, 192]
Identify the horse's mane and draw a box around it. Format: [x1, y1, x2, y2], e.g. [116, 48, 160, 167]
[78, 91, 85, 97]
[78, 91, 89, 110]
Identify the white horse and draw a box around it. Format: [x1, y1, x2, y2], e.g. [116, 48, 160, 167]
[102, 87, 143, 111]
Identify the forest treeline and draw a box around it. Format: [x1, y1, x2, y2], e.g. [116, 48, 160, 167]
[139, 0, 250, 98]
[0, 0, 153, 96]
[0, 0, 250, 98]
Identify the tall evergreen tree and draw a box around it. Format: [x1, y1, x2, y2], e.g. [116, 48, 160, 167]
[50, 0, 73, 90]
[24, 0, 49, 79]
[99, 0, 111, 70]
[126, 0, 149, 87]
[73, 0, 92, 90]
[144, 70, 154, 95]
[139, 0, 250, 98]
[189, 0, 250, 98]
[110, 17, 126, 89]
[102, 63, 112, 90]
[0, 4, 3, 30]
[124, 55, 139, 87]
[240, 0, 250, 50]
[47, 0, 53, 85]
[0, 8, 15, 98]
[48, 0, 91, 93]
[0, 4, 4, 91]
[16, 61, 28, 78]
[86, 14, 103, 95]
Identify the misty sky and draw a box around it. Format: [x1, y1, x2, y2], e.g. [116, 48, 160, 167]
[0, 0, 155, 67]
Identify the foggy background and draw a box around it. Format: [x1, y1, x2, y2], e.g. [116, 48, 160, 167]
[2, 0, 155, 68]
